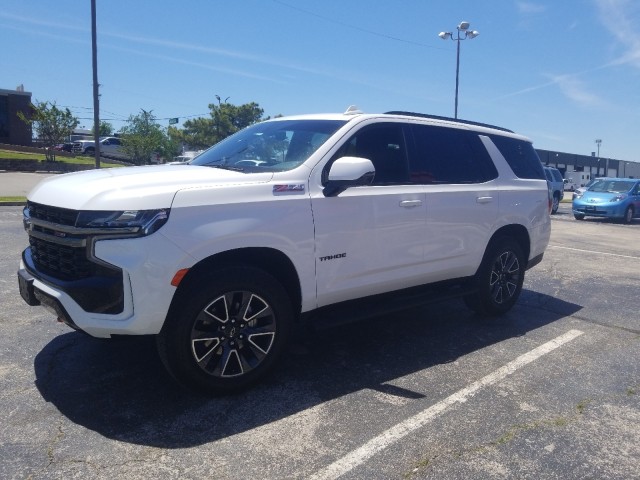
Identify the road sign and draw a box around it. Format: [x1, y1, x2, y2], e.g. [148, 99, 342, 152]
[169, 118, 179, 125]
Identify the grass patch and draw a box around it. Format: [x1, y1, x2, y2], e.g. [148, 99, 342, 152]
[0, 148, 123, 167]
[0, 196, 27, 203]
[0, 150, 46, 161]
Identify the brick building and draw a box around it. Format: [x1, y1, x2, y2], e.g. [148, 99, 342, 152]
[0, 86, 33, 146]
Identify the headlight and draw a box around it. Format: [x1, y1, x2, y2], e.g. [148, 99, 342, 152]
[610, 194, 627, 202]
[76, 209, 170, 236]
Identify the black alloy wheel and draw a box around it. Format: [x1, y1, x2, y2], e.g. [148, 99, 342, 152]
[465, 238, 525, 316]
[157, 266, 293, 394]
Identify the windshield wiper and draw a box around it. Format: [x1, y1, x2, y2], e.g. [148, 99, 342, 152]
[211, 164, 245, 172]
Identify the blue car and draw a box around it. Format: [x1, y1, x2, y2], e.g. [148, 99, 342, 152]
[573, 177, 640, 223]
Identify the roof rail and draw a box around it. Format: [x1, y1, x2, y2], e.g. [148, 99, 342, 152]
[384, 111, 514, 133]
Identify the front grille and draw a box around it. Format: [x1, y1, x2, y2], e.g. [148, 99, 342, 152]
[24, 202, 125, 314]
[26, 202, 93, 281]
[29, 235, 93, 280]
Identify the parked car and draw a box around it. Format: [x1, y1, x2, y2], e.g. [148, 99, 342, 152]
[572, 177, 601, 200]
[169, 150, 205, 164]
[572, 177, 640, 223]
[18, 108, 550, 394]
[544, 166, 564, 214]
[53, 143, 74, 153]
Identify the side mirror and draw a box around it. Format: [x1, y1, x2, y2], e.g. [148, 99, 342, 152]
[323, 156, 375, 197]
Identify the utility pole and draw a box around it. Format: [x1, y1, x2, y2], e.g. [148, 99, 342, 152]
[91, 0, 101, 168]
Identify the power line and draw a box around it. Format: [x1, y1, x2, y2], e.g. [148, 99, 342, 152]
[272, 0, 446, 50]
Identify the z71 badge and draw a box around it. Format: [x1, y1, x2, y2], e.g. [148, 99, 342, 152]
[273, 184, 305, 195]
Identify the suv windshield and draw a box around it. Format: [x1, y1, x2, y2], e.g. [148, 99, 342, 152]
[191, 119, 346, 172]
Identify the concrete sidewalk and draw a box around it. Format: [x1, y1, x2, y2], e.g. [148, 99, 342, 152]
[0, 171, 57, 198]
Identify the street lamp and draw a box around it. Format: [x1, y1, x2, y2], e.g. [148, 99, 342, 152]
[439, 21, 479, 119]
[595, 139, 602, 175]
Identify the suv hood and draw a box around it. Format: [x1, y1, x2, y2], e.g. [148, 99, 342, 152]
[27, 165, 274, 211]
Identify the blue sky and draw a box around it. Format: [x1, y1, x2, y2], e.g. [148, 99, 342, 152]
[1, 0, 639, 161]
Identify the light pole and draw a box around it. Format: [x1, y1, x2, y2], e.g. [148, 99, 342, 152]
[439, 21, 479, 119]
[595, 139, 602, 176]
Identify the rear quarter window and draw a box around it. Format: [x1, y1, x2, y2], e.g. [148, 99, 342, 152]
[408, 125, 498, 184]
[490, 135, 545, 180]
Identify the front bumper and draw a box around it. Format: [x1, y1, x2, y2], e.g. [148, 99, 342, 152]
[572, 201, 626, 218]
[18, 233, 191, 338]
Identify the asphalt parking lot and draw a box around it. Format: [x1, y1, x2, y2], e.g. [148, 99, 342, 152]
[1, 202, 638, 479]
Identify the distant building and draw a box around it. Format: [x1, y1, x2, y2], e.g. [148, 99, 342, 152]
[537, 148, 640, 185]
[0, 86, 32, 146]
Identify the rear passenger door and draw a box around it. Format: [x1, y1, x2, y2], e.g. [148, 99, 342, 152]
[408, 124, 500, 278]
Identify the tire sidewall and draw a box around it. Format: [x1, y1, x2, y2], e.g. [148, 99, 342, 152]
[471, 238, 525, 316]
[158, 266, 293, 394]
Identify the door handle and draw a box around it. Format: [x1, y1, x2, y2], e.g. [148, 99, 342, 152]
[476, 196, 493, 204]
[399, 200, 422, 208]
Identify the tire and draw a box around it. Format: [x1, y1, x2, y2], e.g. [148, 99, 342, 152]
[622, 206, 634, 224]
[574, 213, 585, 220]
[551, 193, 560, 214]
[84, 147, 95, 155]
[157, 266, 293, 394]
[464, 238, 525, 317]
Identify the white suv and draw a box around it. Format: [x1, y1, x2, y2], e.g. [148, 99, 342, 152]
[18, 109, 551, 393]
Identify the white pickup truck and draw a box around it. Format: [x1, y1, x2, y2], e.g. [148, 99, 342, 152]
[72, 136, 128, 160]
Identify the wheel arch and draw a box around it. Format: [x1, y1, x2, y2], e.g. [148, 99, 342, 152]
[486, 224, 531, 265]
[167, 247, 303, 324]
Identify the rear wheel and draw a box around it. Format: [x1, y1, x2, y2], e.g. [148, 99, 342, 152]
[623, 205, 634, 224]
[465, 238, 525, 316]
[157, 266, 293, 394]
[551, 193, 560, 214]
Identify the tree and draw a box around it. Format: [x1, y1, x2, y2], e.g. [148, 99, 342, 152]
[18, 101, 79, 161]
[92, 121, 113, 136]
[168, 98, 266, 150]
[169, 117, 215, 151]
[120, 109, 168, 165]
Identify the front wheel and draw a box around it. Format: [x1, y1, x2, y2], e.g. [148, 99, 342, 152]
[574, 213, 585, 220]
[465, 238, 525, 316]
[157, 267, 293, 394]
[622, 206, 634, 224]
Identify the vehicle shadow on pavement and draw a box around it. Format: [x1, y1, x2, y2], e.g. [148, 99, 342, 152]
[33, 289, 581, 449]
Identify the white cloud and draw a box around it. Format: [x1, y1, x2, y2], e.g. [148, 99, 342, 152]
[516, 1, 547, 14]
[546, 74, 606, 107]
[594, 0, 640, 68]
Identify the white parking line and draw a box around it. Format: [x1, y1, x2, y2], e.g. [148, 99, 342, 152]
[549, 245, 640, 260]
[309, 329, 584, 480]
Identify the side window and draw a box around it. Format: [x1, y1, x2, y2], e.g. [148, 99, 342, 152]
[490, 135, 545, 180]
[552, 170, 563, 182]
[409, 125, 498, 184]
[544, 169, 552, 182]
[328, 123, 409, 185]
